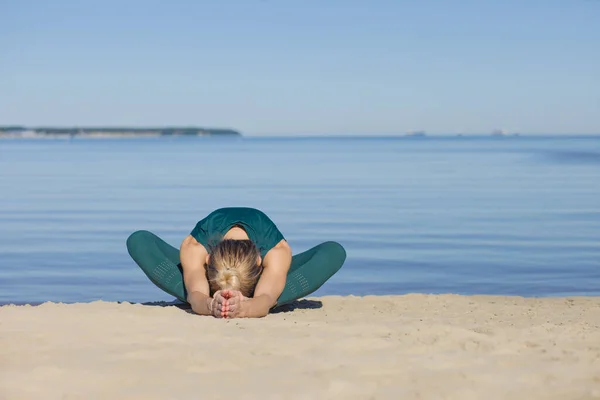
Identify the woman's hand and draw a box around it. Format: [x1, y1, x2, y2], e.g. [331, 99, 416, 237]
[221, 290, 249, 319]
[209, 290, 229, 318]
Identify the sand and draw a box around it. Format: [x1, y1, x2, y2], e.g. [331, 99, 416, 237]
[1, 294, 599, 400]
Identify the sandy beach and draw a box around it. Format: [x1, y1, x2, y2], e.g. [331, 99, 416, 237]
[1, 294, 599, 400]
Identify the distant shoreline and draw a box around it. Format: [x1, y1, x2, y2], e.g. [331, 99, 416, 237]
[0, 126, 242, 138]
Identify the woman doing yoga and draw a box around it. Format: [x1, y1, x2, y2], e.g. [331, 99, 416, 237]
[179, 207, 292, 319]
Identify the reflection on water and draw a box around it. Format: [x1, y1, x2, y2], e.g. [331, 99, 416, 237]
[540, 150, 600, 165]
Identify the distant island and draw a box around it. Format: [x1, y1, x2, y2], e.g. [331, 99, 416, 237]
[0, 126, 242, 138]
[491, 129, 520, 137]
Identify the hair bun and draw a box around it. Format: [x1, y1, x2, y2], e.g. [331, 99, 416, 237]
[217, 269, 241, 290]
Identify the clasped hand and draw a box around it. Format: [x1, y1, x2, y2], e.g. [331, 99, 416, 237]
[209, 289, 248, 319]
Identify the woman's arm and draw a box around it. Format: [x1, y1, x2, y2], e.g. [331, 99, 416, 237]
[238, 240, 292, 318]
[180, 235, 217, 316]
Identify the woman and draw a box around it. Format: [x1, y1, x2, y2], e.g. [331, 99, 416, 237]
[179, 207, 292, 319]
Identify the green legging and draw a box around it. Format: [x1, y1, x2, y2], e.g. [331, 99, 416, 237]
[126, 230, 346, 307]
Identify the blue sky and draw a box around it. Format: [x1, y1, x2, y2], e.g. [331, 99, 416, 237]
[1, 0, 598, 135]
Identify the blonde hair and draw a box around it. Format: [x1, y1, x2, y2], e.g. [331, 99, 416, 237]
[206, 239, 262, 297]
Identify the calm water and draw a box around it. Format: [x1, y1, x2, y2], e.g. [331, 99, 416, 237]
[1, 135, 599, 305]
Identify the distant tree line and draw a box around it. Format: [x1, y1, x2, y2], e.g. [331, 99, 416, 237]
[0, 126, 27, 132]
[0, 126, 241, 136]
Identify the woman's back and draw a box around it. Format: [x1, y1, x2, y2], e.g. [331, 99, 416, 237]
[189, 207, 285, 258]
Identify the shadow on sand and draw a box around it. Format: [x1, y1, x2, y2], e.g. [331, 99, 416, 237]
[138, 300, 194, 313]
[136, 298, 323, 315]
[271, 299, 323, 313]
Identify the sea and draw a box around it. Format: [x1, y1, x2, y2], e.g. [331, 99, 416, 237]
[1, 135, 599, 305]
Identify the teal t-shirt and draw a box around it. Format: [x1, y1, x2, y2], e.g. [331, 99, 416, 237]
[190, 207, 285, 258]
